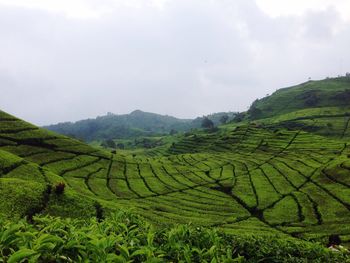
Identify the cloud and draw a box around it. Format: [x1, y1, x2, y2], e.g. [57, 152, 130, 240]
[0, 0, 349, 125]
[256, 0, 350, 21]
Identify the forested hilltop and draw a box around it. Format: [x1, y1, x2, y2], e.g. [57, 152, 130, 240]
[44, 110, 236, 142]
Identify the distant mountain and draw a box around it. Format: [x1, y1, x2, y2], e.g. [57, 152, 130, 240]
[45, 110, 237, 142]
[44, 110, 195, 141]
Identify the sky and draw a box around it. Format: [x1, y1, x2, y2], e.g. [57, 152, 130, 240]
[1, 0, 350, 125]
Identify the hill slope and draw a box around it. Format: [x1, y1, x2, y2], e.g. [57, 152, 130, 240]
[240, 77, 350, 139]
[0, 109, 119, 219]
[2, 106, 350, 247]
[247, 76, 350, 120]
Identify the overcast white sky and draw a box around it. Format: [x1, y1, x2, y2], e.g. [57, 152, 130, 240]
[1, 0, 350, 125]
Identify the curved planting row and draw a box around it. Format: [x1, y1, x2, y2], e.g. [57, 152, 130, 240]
[1, 114, 350, 242]
[102, 127, 350, 241]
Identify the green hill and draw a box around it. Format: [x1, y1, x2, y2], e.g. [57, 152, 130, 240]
[2, 105, 350, 241]
[2, 77, 350, 261]
[247, 76, 350, 120]
[0, 109, 120, 219]
[240, 77, 350, 139]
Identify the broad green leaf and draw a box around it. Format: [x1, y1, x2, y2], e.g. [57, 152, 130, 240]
[118, 245, 130, 258]
[106, 253, 127, 263]
[7, 249, 39, 263]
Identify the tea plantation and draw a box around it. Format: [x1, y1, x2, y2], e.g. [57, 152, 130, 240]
[1, 77, 350, 261]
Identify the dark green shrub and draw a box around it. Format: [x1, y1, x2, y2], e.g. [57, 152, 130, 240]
[94, 202, 104, 222]
[201, 117, 214, 129]
[54, 182, 65, 195]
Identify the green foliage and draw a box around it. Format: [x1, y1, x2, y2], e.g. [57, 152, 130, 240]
[101, 139, 117, 149]
[0, 213, 348, 263]
[220, 114, 229, 124]
[0, 150, 22, 169]
[201, 117, 215, 129]
[232, 112, 246, 122]
[0, 178, 46, 219]
[301, 90, 320, 107]
[54, 182, 65, 195]
[248, 99, 263, 120]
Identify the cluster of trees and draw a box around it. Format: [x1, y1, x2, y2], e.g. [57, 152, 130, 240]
[333, 90, 350, 104]
[100, 139, 117, 148]
[301, 91, 320, 107]
[100, 139, 125, 149]
[233, 112, 246, 122]
[201, 117, 214, 129]
[100, 137, 164, 150]
[133, 138, 163, 149]
[200, 114, 230, 130]
[200, 114, 232, 129]
[219, 115, 229, 124]
[247, 99, 262, 120]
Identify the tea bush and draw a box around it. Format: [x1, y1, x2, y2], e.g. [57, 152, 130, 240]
[0, 211, 349, 263]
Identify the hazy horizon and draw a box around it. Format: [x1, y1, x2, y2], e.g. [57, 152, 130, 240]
[1, 0, 350, 126]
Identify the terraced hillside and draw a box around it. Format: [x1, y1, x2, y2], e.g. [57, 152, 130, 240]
[0, 109, 118, 219]
[248, 76, 350, 120]
[1, 105, 350, 246]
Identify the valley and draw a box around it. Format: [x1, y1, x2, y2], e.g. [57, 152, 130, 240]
[1, 77, 350, 261]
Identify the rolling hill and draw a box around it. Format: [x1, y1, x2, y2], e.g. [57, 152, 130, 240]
[243, 76, 350, 139]
[247, 76, 350, 120]
[1, 77, 350, 261]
